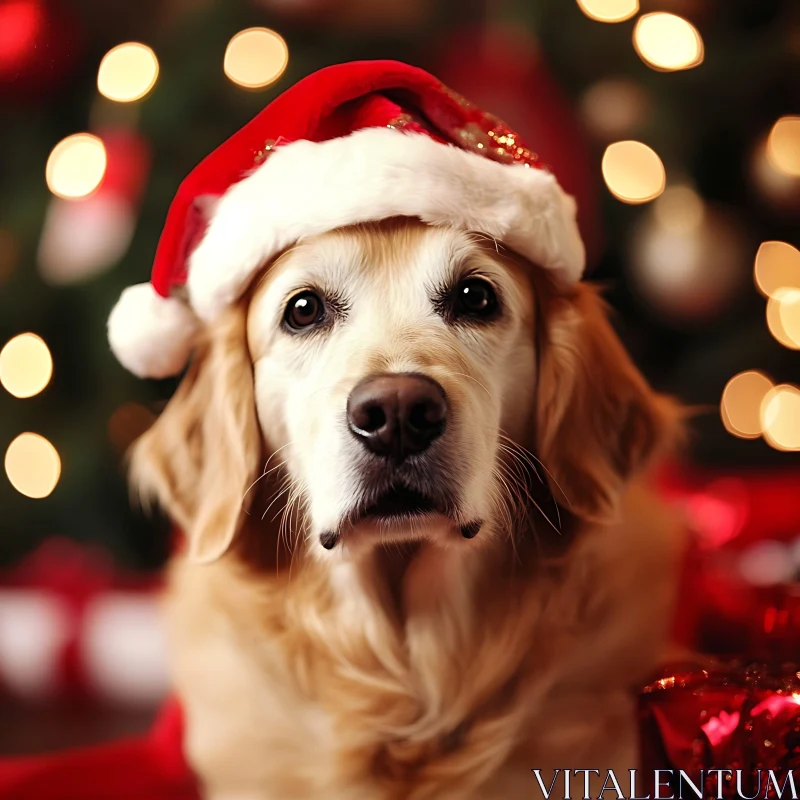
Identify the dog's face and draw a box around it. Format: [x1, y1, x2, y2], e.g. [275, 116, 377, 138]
[246, 221, 537, 556]
[133, 218, 674, 565]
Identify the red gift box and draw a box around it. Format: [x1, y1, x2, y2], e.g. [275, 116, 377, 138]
[640, 661, 800, 799]
[659, 464, 800, 662]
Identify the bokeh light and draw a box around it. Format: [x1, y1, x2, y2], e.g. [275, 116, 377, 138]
[579, 78, 650, 141]
[761, 384, 800, 451]
[720, 371, 773, 440]
[767, 116, 800, 178]
[602, 140, 666, 204]
[766, 289, 800, 350]
[633, 13, 704, 72]
[750, 133, 800, 209]
[223, 28, 288, 89]
[38, 194, 136, 284]
[576, 0, 638, 23]
[0, 0, 42, 72]
[653, 185, 705, 233]
[739, 540, 796, 586]
[779, 290, 800, 346]
[754, 241, 800, 299]
[97, 42, 159, 103]
[4, 433, 61, 499]
[0, 333, 53, 398]
[631, 204, 748, 323]
[45, 134, 107, 199]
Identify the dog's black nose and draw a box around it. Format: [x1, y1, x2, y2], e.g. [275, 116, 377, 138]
[347, 373, 447, 460]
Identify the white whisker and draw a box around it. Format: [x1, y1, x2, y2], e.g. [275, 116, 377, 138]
[242, 441, 295, 513]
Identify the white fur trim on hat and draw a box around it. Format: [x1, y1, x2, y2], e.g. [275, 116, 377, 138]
[188, 127, 585, 323]
[108, 283, 200, 380]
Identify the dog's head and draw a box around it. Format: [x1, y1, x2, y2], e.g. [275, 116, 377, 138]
[132, 219, 677, 565]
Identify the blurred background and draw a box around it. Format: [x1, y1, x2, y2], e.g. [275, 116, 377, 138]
[0, 0, 798, 755]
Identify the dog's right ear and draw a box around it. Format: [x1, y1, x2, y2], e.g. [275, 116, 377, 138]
[130, 305, 261, 563]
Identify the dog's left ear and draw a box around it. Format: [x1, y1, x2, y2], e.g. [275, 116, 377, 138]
[534, 284, 680, 523]
[130, 306, 261, 563]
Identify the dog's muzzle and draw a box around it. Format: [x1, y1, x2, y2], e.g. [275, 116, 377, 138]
[318, 372, 480, 549]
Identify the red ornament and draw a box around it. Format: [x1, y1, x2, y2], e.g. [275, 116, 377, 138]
[0, 0, 82, 103]
[0, 0, 40, 73]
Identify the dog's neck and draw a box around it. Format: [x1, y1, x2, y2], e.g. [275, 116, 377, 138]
[232, 510, 587, 720]
[191, 479, 678, 793]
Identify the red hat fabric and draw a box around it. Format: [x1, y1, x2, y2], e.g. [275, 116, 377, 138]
[108, 59, 585, 379]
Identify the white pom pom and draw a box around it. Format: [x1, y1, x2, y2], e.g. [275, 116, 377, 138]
[108, 283, 199, 379]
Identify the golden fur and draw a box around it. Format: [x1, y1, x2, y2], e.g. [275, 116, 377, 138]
[132, 219, 684, 800]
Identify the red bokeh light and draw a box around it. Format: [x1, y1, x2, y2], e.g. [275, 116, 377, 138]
[0, 0, 42, 72]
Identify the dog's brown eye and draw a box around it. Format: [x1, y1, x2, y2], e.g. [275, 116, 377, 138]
[454, 278, 498, 319]
[284, 291, 325, 330]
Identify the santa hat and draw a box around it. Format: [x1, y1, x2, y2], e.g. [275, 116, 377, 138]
[108, 60, 585, 379]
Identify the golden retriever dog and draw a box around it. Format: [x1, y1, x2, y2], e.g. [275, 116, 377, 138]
[131, 217, 683, 800]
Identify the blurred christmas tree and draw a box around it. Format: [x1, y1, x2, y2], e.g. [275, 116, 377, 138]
[0, 0, 798, 569]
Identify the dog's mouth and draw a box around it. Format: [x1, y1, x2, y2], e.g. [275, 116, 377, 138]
[360, 484, 437, 521]
[318, 482, 481, 550]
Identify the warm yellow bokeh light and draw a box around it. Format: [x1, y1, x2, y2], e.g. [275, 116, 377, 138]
[761, 384, 800, 451]
[750, 133, 800, 207]
[653, 185, 705, 233]
[767, 116, 800, 178]
[0, 334, 53, 399]
[778, 289, 800, 347]
[633, 13, 704, 72]
[754, 241, 800, 299]
[576, 0, 638, 23]
[4, 433, 61, 499]
[580, 78, 649, 141]
[602, 140, 666, 204]
[97, 42, 159, 103]
[720, 371, 773, 440]
[45, 134, 107, 199]
[224, 28, 288, 89]
[766, 289, 800, 350]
